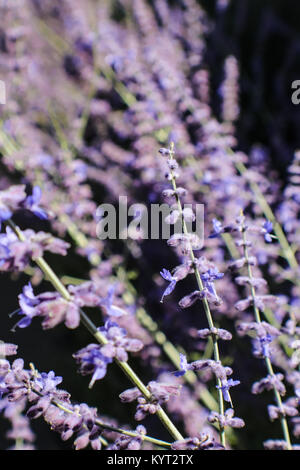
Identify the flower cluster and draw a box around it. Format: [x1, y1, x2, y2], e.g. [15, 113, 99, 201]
[171, 433, 224, 451]
[120, 381, 181, 421]
[0, 343, 103, 450]
[16, 283, 81, 330]
[73, 321, 143, 387]
[0, 228, 69, 272]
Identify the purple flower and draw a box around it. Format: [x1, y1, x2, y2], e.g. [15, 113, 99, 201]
[73, 344, 112, 388]
[261, 221, 273, 243]
[201, 268, 224, 299]
[0, 206, 12, 229]
[158, 147, 171, 156]
[24, 186, 48, 220]
[174, 354, 190, 377]
[0, 228, 70, 272]
[108, 425, 145, 450]
[98, 320, 143, 362]
[216, 378, 240, 403]
[99, 285, 127, 317]
[237, 321, 280, 358]
[147, 381, 181, 402]
[209, 219, 223, 238]
[0, 185, 26, 229]
[209, 219, 236, 238]
[252, 373, 286, 396]
[14, 283, 40, 330]
[197, 327, 232, 341]
[120, 381, 180, 421]
[179, 290, 202, 308]
[208, 408, 245, 429]
[268, 402, 298, 421]
[160, 268, 177, 302]
[0, 354, 105, 449]
[68, 282, 100, 307]
[16, 283, 81, 330]
[0, 342, 18, 357]
[171, 433, 224, 450]
[34, 371, 63, 394]
[255, 333, 273, 358]
[264, 440, 290, 450]
[0, 242, 10, 268]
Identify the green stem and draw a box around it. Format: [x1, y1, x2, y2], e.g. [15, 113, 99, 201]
[7, 220, 183, 442]
[93, 421, 172, 448]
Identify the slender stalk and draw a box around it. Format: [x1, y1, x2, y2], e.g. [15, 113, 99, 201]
[93, 421, 172, 448]
[165, 144, 227, 447]
[6, 220, 183, 442]
[240, 217, 292, 450]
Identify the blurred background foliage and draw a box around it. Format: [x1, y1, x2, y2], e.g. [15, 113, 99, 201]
[202, 0, 300, 173]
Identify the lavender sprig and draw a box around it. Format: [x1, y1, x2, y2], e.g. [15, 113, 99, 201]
[237, 212, 292, 450]
[159, 143, 235, 447]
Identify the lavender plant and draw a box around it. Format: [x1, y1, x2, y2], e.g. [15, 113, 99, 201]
[0, 0, 300, 451]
